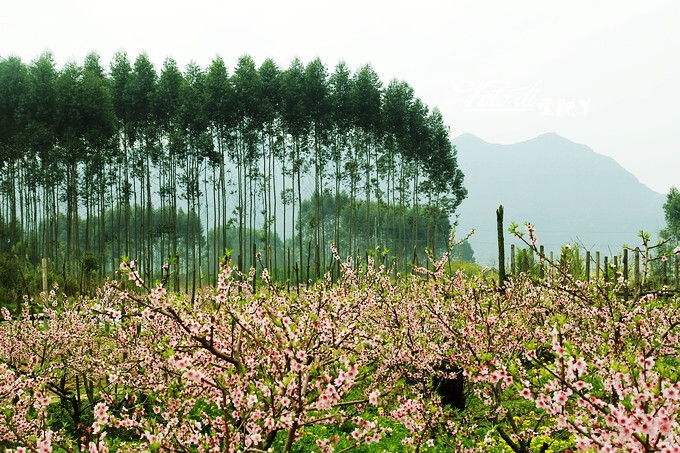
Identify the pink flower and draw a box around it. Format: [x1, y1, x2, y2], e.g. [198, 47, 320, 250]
[369, 390, 379, 406]
[250, 433, 262, 445]
[183, 369, 203, 383]
[574, 357, 587, 375]
[144, 431, 159, 444]
[663, 385, 680, 400]
[37, 438, 52, 453]
[264, 417, 275, 430]
[94, 402, 108, 422]
[346, 364, 358, 380]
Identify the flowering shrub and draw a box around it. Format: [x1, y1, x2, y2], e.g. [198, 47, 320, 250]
[1, 233, 680, 452]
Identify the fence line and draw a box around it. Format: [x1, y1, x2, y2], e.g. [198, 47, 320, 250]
[508, 243, 680, 293]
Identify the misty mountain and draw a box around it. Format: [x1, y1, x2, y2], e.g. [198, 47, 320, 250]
[452, 133, 666, 266]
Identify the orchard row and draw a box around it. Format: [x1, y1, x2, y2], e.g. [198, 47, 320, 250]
[2, 236, 680, 452]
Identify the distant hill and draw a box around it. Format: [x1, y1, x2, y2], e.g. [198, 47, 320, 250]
[452, 133, 666, 266]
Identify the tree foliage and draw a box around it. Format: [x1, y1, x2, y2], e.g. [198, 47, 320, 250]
[0, 52, 467, 295]
[663, 186, 680, 243]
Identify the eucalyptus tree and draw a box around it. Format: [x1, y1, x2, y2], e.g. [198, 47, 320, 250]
[25, 53, 59, 266]
[403, 97, 430, 257]
[179, 62, 212, 297]
[279, 58, 310, 280]
[128, 53, 158, 280]
[52, 56, 115, 280]
[204, 56, 237, 281]
[303, 58, 331, 277]
[155, 57, 183, 289]
[328, 62, 354, 259]
[53, 60, 88, 278]
[109, 51, 135, 271]
[0, 56, 29, 258]
[381, 79, 415, 261]
[231, 55, 263, 271]
[350, 64, 382, 252]
[257, 58, 282, 271]
[0, 51, 467, 289]
[79, 52, 116, 279]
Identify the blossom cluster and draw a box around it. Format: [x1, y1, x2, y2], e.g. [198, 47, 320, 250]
[1, 243, 680, 452]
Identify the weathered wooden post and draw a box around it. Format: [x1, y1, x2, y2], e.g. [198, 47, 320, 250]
[539, 245, 545, 279]
[596, 251, 600, 280]
[633, 249, 640, 292]
[622, 249, 629, 300]
[613, 255, 618, 279]
[510, 244, 515, 276]
[604, 256, 609, 283]
[585, 251, 591, 281]
[42, 258, 48, 292]
[497, 205, 506, 285]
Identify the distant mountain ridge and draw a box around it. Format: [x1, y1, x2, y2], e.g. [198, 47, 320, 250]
[452, 133, 665, 265]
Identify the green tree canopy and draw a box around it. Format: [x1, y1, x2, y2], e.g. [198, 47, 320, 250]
[663, 186, 680, 243]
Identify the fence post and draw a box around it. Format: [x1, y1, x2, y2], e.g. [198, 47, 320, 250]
[596, 251, 600, 280]
[496, 205, 506, 285]
[585, 251, 591, 281]
[42, 258, 48, 292]
[539, 245, 545, 279]
[633, 249, 640, 292]
[510, 244, 515, 276]
[604, 256, 609, 283]
[622, 249, 629, 300]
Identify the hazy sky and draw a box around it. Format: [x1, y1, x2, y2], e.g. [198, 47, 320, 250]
[2, 0, 678, 195]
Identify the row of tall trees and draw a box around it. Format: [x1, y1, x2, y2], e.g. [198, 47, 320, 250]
[0, 51, 466, 293]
